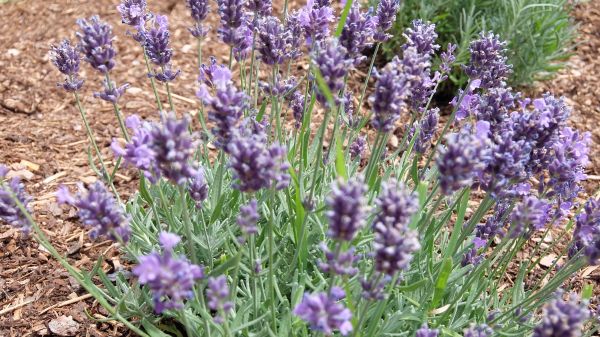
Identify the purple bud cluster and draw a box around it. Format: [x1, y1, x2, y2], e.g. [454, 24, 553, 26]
[370, 57, 411, 132]
[143, 15, 180, 82]
[227, 123, 290, 192]
[349, 135, 367, 160]
[360, 275, 389, 300]
[571, 198, 600, 264]
[256, 16, 292, 65]
[0, 166, 32, 234]
[312, 39, 352, 104]
[294, 287, 353, 336]
[463, 324, 493, 337]
[217, 0, 246, 46]
[436, 122, 491, 195]
[340, 2, 375, 65]
[206, 275, 234, 323]
[50, 39, 85, 92]
[416, 324, 439, 337]
[186, 0, 210, 38]
[188, 168, 208, 207]
[246, 0, 271, 18]
[94, 79, 129, 104]
[475, 202, 509, 243]
[533, 292, 590, 337]
[374, 182, 418, 229]
[509, 196, 550, 238]
[297, 0, 334, 46]
[133, 232, 205, 313]
[412, 108, 439, 154]
[289, 90, 305, 128]
[402, 20, 440, 58]
[464, 32, 512, 89]
[57, 182, 130, 242]
[237, 199, 259, 236]
[326, 179, 367, 241]
[373, 0, 400, 42]
[318, 243, 359, 276]
[76, 16, 116, 74]
[117, 0, 148, 27]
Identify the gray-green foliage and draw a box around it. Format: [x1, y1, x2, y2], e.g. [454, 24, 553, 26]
[381, 0, 575, 86]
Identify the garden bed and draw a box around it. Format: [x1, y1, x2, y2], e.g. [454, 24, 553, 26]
[0, 0, 599, 336]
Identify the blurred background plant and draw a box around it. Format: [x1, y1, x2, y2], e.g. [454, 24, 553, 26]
[378, 0, 575, 89]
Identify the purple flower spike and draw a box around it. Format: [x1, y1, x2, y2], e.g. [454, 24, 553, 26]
[186, 0, 210, 38]
[111, 115, 158, 182]
[463, 324, 493, 337]
[133, 232, 204, 313]
[312, 39, 352, 104]
[374, 221, 420, 275]
[217, 0, 245, 46]
[0, 166, 32, 234]
[373, 0, 400, 42]
[285, 13, 304, 59]
[326, 179, 367, 241]
[413, 108, 439, 154]
[440, 43, 457, 74]
[57, 182, 130, 242]
[144, 15, 173, 66]
[293, 288, 353, 336]
[340, 1, 375, 65]
[256, 16, 291, 65]
[117, 0, 147, 27]
[206, 275, 234, 324]
[227, 124, 290, 192]
[509, 195, 550, 238]
[297, 0, 334, 46]
[349, 135, 367, 160]
[370, 57, 411, 133]
[533, 292, 590, 337]
[475, 202, 509, 242]
[76, 16, 116, 74]
[318, 243, 359, 276]
[246, 0, 272, 17]
[289, 90, 305, 128]
[570, 197, 600, 264]
[237, 199, 259, 236]
[94, 80, 129, 104]
[374, 181, 419, 230]
[436, 121, 491, 195]
[402, 20, 440, 59]
[50, 39, 85, 92]
[464, 32, 512, 89]
[416, 324, 439, 337]
[188, 168, 208, 207]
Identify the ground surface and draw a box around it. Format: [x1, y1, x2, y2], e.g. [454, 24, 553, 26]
[0, 0, 599, 336]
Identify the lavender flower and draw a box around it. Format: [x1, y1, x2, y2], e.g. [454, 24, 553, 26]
[533, 292, 590, 337]
[217, 0, 245, 46]
[285, 13, 304, 59]
[440, 43, 457, 74]
[463, 324, 493, 337]
[117, 0, 147, 27]
[133, 232, 204, 313]
[360, 275, 388, 300]
[289, 90, 305, 128]
[188, 168, 208, 207]
[50, 39, 85, 92]
[402, 46, 433, 111]
[436, 121, 491, 195]
[369, 57, 411, 132]
[232, 19, 254, 61]
[413, 108, 439, 154]
[318, 243, 359, 276]
[402, 20, 439, 58]
[206, 275, 234, 323]
[256, 16, 291, 65]
[509, 196, 550, 238]
[76, 16, 116, 74]
[475, 202, 509, 242]
[461, 246, 484, 267]
[349, 135, 367, 160]
[464, 32, 512, 89]
[326, 179, 367, 241]
[297, 0, 334, 45]
[0, 166, 32, 234]
[111, 115, 157, 182]
[373, 0, 400, 42]
[340, 2, 375, 65]
[143, 15, 180, 82]
[312, 39, 352, 104]
[93, 80, 129, 104]
[246, 0, 271, 17]
[199, 56, 232, 88]
[293, 288, 353, 336]
[57, 182, 130, 242]
[374, 181, 418, 229]
[227, 125, 290, 192]
[416, 324, 439, 337]
[237, 199, 259, 236]
[186, 0, 210, 38]
[570, 198, 600, 264]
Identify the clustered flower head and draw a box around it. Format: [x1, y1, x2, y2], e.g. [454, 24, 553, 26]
[509, 196, 550, 238]
[117, 0, 148, 27]
[227, 122, 290, 192]
[533, 292, 590, 337]
[0, 166, 32, 234]
[217, 0, 246, 46]
[402, 20, 440, 58]
[297, 0, 334, 46]
[570, 197, 600, 264]
[349, 135, 367, 160]
[50, 39, 85, 92]
[412, 108, 439, 154]
[339, 1, 375, 65]
[143, 15, 180, 82]
[416, 324, 439, 337]
[373, 0, 400, 42]
[374, 181, 418, 229]
[188, 168, 208, 207]
[326, 179, 367, 241]
[436, 121, 491, 195]
[57, 182, 130, 242]
[289, 90, 306, 128]
[312, 38, 352, 104]
[76, 16, 117, 74]
[463, 324, 493, 337]
[318, 243, 359, 276]
[294, 287, 353, 336]
[94, 79, 129, 104]
[246, 0, 271, 18]
[186, 0, 210, 38]
[133, 232, 205, 313]
[237, 199, 259, 236]
[370, 57, 411, 132]
[256, 16, 292, 65]
[464, 32, 512, 89]
[206, 275, 234, 323]
[112, 113, 198, 184]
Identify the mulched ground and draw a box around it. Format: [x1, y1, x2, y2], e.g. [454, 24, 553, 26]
[0, 0, 598, 336]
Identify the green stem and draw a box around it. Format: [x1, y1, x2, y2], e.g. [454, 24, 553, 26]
[142, 46, 163, 111]
[179, 186, 198, 265]
[104, 73, 130, 142]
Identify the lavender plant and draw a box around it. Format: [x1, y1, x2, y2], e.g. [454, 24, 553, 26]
[2, 1, 598, 336]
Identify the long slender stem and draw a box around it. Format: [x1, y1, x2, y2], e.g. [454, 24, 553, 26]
[179, 186, 198, 265]
[104, 73, 130, 141]
[142, 46, 163, 111]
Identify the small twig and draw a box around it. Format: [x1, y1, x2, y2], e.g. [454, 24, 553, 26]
[40, 294, 93, 314]
[156, 88, 198, 106]
[0, 298, 35, 316]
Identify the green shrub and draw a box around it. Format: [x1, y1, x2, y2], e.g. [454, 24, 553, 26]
[380, 0, 575, 87]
